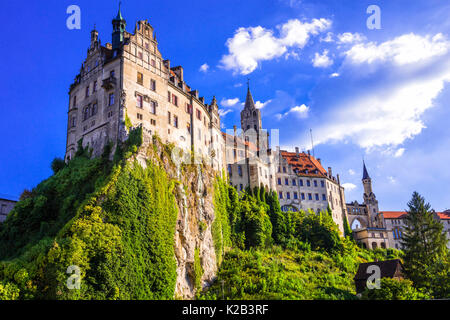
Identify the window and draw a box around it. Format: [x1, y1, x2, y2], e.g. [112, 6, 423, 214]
[293, 192, 298, 199]
[85, 85, 90, 98]
[196, 109, 201, 120]
[299, 179, 303, 186]
[173, 115, 178, 128]
[283, 167, 286, 173]
[150, 119, 156, 126]
[168, 91, 171, 102]
[151, 59, 156, 67]
[292, 179, 296, 186]
[93, 81, 97, 92]
[138, 52, 143, 59]
[186, 104, 193, 114]
[136, 95, 143, 108]
[238, 165, 243, 177]
[286, 192, 291, 200]
[168, 112, 171, 125]
[150, 79, 156, 91]
[301, 193, 305, 200]
[321, 181, 325, 188]
[279, 192, 283, 199]
[172, 94, 178, 106]
[228, 165, 232, 176]
[308, 193, 312, 200]
[91, 103, 97, 116]
[137, 113, 143, 120]
[322, 194, 326, 201]
[306, 180, 311, 187]
[150, 101, 157, 114]
[277, 178, 281, 185]
[285, 178, 289, 185]
[83, 106, 90, 121]
[109, 93, 115, 106]
[239, 184, 243, 191]
[198, 128, 201, 141]
[315, 193, 319, 201]
[110, 70, 115, 78]
[137, 72, 143, 85]
[73, 96, 77, 108]
[314, 180, 318, 187]
[70, 116, 76, 128]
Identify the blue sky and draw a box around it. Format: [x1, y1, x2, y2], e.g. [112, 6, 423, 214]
[0, 0, 449, 211]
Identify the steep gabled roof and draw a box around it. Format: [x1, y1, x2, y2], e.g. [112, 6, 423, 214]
[363, 161, 370, 180]
[244, 86, 256, 110]
[280, 151, 328, 178]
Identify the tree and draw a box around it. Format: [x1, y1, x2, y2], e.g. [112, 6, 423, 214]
[361, 278, 429, 300]
[51, 157, 65, 174]
[401, 192, 449, 297]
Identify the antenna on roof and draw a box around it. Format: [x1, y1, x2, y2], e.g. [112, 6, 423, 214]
[310, 129, 315, 158]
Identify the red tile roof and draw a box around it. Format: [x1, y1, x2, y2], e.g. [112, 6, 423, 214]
[381, 211, 450, 220]
[280, 151, 328, 178]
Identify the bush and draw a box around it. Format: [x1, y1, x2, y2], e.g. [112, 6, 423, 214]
[361, 278, 430, 300]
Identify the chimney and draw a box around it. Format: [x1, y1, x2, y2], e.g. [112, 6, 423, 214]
[295, 147, 299, 156]
[307, 150, 311, 156]
[337, 174, 341, 185]
[328, 167, 332, 177]
[317, 158, 321, 164]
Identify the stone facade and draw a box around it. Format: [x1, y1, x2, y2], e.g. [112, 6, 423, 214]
[0, 198, 17, 223]
[66, 10, 224, 172]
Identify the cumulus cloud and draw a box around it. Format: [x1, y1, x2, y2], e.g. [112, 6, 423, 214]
[345, 33, 449, 66]
[255, 100, 272, 109]
[309, 33, 450, 151]
[342, 183, 357, 191]
[320, 32, 334, 43]
[330, 72, 340, 78]
[220, 98, 241, 107]
[312, 50, 333, 68]
[276, 104, 310, 119]
[394, 148, 405, 158]
[199, 63, 210, 72]
[220, 18, 332, 75]
[337, 32, 366, 44]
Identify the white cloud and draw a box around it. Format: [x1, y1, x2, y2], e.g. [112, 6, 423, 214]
[342, 183, 357, 191]
[312, 50, 333, 68]
[218, 109, 233, 117]
[330, 72, 340, 78]
[337, 32, 366, 44]
[276, 104, 309, 119]
[320, 32, 334, 43]
[308, 33, 450, 151]
[220, 98, 241, 107]
[394, 148, 405, 158]
[220, 18, 332, 75]
[345, 33, 449, 66]
[255, 100, 272, 109]
[199, 63, 209, 72]
[348, 169, 355, 176]
[388, 176, 397, 184]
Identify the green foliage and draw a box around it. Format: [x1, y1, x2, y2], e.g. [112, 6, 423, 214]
[0, 129, 178, 300]
[361, 278, 430, 300]
[51, 158, 66, 174]
[401, 192, 449, 298]
[194, 248, 204, 290]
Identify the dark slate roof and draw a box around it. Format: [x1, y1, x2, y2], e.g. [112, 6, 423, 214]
[244, 86, 256, 110]
[362, 161, 370, 180]
[354, 259, 403, 281]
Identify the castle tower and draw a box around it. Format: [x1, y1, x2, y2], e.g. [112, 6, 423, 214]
[112, 3, 126, 50]
[90, 26, 99, 50]
[240, 82, 262, 132]
[362, 161, 380, 227]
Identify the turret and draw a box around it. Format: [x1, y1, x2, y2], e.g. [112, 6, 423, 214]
[362, 161, 373, 197]
[240, 81, 262, 132]
[112, 3, 126, 50]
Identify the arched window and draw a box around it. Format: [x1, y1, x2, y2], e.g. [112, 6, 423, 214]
[372, 242, 377, 249]
[381, 242, 386, 249]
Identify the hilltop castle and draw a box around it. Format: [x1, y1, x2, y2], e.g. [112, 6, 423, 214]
[65, 7, 348, 234]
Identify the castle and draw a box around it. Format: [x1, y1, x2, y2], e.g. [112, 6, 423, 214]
[64, 7, 353, 236]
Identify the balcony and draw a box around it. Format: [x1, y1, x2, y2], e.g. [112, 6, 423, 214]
[101, 76, 117, 90]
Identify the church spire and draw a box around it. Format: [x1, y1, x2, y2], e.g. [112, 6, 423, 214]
[112, 2, 126, 50]
[362, 161, 370, 180]
[244, 79, 256, 110]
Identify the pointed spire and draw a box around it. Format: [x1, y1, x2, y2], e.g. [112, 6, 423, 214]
[116, 1, 124, 21]
[244, 79, 256, 110]
[362, 161, 370, 180]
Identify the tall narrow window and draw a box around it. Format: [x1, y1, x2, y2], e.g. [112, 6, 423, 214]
[109, 93, 115, 106]
[73, 96, 77, 108]
[168, 91, 171, 102]
[137, 95, 143, 108]
[168, 111, 171, 125]
[150, 101, 156, 114]
[110, 70, 115, 78]
[150, 79, 156, 91]
[174, 115, 179, 128]
[137, 72, 143, 85]
[85, 85, 90, 98]
[91, 103, 98, 116]
[93, 81, 97, 92]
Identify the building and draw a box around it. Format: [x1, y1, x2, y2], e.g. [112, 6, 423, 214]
[346, 162, 389, 249]
[65, 7, 348, 235]
[0, 197, 17, 223]
[275, 149, 347, 234]
[65, 6, 224, 171]
[383, 210, 450, 249]
[354, 259, 404, 294]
